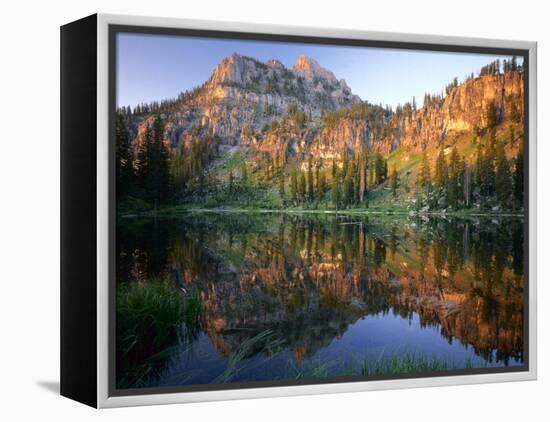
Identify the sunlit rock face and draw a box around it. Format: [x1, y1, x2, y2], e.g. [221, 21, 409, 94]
[127, 52, 523, 172]
[305, 71, 524, 158]
[394, 71, 524, 152]
[129, 53, 361, 149]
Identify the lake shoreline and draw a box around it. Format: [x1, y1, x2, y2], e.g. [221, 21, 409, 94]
[119, 206, 525, 219]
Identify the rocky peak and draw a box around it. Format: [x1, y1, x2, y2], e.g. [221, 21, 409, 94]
[206, 52, 252, 86]
[266, 58, 284, 69]
[131, 51, 364, 149]
[131, 54, 523, 159]
[292, 54, 338, 84]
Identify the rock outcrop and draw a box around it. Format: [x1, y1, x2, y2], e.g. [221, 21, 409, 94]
[306, 71, 524, 160]
[130, 53, 361, 150]
[127, 53, 524, 165]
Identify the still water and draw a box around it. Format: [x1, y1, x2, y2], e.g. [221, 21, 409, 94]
[116, 212, 525, 389]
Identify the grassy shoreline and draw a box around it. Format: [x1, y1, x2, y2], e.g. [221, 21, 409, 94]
[119, 205, 524, 219]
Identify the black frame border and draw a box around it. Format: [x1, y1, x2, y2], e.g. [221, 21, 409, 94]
[108, 23, 530, 398]
[60, 13, 98, 408]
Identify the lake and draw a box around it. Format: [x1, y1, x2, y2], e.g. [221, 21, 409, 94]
[115, 212, 525, 389]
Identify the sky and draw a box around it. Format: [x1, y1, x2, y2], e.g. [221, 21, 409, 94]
[117, 32, 522, 109]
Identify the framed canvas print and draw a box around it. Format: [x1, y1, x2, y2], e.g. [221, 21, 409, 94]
[60, 13, 537, 408]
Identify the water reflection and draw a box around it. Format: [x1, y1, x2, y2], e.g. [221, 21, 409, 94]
[116, 213, 524, 388]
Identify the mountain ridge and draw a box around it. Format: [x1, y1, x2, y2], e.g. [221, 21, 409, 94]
[123, 53, 523, 161]
[126, 53, 361, 149]
[116, 53, 525, 213]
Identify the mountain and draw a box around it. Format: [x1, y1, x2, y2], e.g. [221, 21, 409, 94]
[308, 70, 524, 158]
[126, 54, 522, 159]
[238, 69, 524, 180]
[117, 53, 525, 212]
[128, 53, 361, 151]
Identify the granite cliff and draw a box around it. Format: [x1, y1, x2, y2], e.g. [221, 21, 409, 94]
[126, 54, 523, 165]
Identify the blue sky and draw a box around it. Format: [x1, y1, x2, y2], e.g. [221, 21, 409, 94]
[117, 32, 521, 109]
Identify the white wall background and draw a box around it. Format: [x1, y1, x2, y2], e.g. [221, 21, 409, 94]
[1, 0, 547, 420]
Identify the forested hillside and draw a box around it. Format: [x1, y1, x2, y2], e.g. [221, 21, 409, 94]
[115, 55, 524, 214]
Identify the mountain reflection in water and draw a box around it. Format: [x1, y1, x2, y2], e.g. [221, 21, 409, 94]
[116, 212, 524, 388]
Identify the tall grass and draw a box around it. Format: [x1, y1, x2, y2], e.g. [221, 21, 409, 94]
[214, 330, 284, 383]
[286, 350, 477, 380]
[361, 351, 454, 376]
[288, 358, 332, 379]
[116, 279, 201, 388]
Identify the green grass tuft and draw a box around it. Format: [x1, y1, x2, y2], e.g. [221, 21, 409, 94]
[116, 279, 201, 388]
[361, 350, 466, 376]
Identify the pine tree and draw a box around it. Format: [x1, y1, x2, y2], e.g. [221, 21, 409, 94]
[169, 143, 186, 199]
[485, 101, 498, 129]
[481, 130, 497, 197]
[344, 161, 354, 207]
[229, 170, 234, 192]
[290, 168, 298, 203]
[150, 115, 170, 209]
[266, 156, 272, 179]
[133, 116, 171, 208]
[279, 172, 285, 200]
[418, 150, 432, 189]
[342, 147, 349, 180]
[434, 147, 448, 188]
[241, 162, 248, 184]
[352, 158, 360, 204]
[187, 137, 204, 185]
[390, 165, 398, 197]
[475, 141, 484, 190]
[447, 147, 462, 208]
[514, 145, 524, 208]
[316, 165, 326, 201]
[331, 174, 340, 209]
[463, 165, 472, 208]
[495, 142, 512, 207]
[298, 171, 306, 203]
[510, 102, 521, 124]
[307, 158, 314, 202]
[358, 149, 368, 204]
[509, 125, 516, 146]
[115, 111, 134, 198]
[320, 171, 327, 202]
[374, 153, 385, 184]
[368, 164, 375, 188]
[277, 149, 284, 169]
[136, 124, 153, 199]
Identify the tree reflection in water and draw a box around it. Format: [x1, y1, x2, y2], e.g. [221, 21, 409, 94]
[116, 212, 524, 387]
